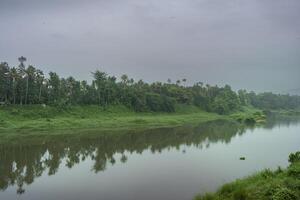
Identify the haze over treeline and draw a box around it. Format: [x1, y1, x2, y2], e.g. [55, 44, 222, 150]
[0, 0, 300, 93]
[1, 58, 300, 114]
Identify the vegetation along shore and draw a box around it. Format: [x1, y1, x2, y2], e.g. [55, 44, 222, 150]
[195, 152, 300, 200]
[0, 58, 300, 133]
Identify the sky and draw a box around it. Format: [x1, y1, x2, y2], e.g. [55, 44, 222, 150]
[0, 0, 299, 94]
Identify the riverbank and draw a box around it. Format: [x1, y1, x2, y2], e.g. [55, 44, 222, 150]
[195, 152, 300, 200]
[0, 104, 264, 134]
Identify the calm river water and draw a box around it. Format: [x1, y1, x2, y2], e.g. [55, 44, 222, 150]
[1, 117, 300, 200]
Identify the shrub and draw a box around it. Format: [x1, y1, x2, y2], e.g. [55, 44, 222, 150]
[275, 166, 283, 174]
[244, 117, 256, 124]
[284, 177, 300, 191]
[288, 152, 300, 164]
[220, 183, 235, 195]
[272, 187, 297, 200]
[287, 163, 300, 178]
[233, 188, 248, 200]
[145, 93, 175, 112]
[261, 169, 275, 179]
[194, 193, 216, 200]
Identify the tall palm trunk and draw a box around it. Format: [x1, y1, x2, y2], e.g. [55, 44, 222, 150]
[12, 78, 15, 105]
[25, 76, 29, 105]
[98, 90, 101, 106]
[39, 83, 42, 103]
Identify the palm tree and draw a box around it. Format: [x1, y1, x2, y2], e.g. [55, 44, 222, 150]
[121, 74, 128, 85]
[18, 56, 26, 68]
[24, 65, 36, 104]
[92, 70, 107, 106]
[36, 69, 44, 103]
[182, 78, 187, 86]
[17, 63, 26, 105]
[9, 67, 19, 104]
[0, 62, 10, 102]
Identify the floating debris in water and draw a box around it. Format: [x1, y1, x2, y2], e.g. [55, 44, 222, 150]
[240, 157, 246, 160]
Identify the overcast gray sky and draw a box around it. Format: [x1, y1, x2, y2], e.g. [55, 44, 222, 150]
[0, 0, 299, 93]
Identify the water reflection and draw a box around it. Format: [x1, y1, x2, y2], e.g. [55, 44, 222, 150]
[0, 117, 299, 195]
[264, 113, 300, 128]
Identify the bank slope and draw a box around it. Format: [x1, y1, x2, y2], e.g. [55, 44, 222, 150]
[195, 152, 300, 200]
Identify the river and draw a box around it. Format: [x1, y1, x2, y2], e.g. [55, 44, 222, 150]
[1, 116, 300, 200]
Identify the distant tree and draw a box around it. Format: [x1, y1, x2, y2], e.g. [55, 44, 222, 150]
[0, 57, 300, 112]
[92, 70, 107, 106]
[0, 62, 10, 102]
[9, 67, 19, 104]
[48, 72, 61, 104]
[18, 56, 26, 68]
[17, 58, 26, 105]
[36, 69, 44, 103]
[24, 65, 36, 104]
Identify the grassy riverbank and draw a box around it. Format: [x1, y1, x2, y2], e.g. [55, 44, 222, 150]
[0, 104, 264, 134]
[195, 152, 300, 200]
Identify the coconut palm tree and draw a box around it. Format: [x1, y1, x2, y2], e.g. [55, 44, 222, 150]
[9, 67, 19, 104]
[18, 56, 26, 68]
[24, 65, 36, 104]
[92, 70, 107, 106]
[36, 69, 44, 103]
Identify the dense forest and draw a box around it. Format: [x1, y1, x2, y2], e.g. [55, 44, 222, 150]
[0, 57, 300, 114]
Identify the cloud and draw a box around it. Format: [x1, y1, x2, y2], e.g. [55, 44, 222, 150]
[0, 0, 299, 93]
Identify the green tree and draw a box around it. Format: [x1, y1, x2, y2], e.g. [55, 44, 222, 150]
[0, 62, 10, 103]
[48, 72, 61, 104]
[92, 70, 107, 107]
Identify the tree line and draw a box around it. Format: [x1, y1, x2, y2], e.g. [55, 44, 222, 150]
[0, 57, 300, 114]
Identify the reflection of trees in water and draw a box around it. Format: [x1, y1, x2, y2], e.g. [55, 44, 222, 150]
[264, 114, 300, 129]
[0, 120, 248, 194]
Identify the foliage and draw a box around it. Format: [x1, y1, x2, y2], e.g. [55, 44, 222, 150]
[272, 187, 297, 200]
[289, 152, 300, 164]
[1, 58, 299, 114]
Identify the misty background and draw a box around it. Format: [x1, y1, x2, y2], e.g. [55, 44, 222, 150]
[0, 0, 299, 94]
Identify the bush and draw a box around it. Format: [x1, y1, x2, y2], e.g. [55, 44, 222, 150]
[194, 193, 216, 200]
[244, 117, 256, 124]
[284, 177, 300, 191]
[220, 183, 235, 195]
[233, 188, 248, 200]
[288, 152, 300, 164]
[261, 169, 275, 179]
[275, 166, 283, 174]
[272, 187, 297, 200]
[211, 97, 229, 115]
[145, 93, 175, 112]
[287, 163, 300, 178]
[161, 95, 175, 112]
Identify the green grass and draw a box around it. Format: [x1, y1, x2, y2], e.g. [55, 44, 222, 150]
[229, 106, 266, 124]
[0, 104, 227, 134]
[0, 104, 269, 138]
[195, 152, 300, 200]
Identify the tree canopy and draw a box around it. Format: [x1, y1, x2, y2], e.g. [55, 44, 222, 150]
[0, 58, 299, 114]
